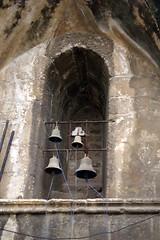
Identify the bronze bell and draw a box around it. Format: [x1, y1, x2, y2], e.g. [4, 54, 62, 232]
[45, 155, 62, 175]
[74, 155, 97, 179]
[72, 136, 83, 148]
[49, 126, 62, 142]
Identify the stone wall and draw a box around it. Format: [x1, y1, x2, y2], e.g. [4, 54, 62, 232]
[0, 0, 160, 239]
[0, 199, 160, 240]
[0, 28, 159, 200]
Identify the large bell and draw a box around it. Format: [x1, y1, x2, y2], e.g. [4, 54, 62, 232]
[49, 126, 62, 142]
[72, 136, 83, 148]
[74, 155, 97, 179]
[45, 155, 62, 175]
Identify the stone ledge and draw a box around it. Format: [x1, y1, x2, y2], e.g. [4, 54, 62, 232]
[0, 198, 160, 214]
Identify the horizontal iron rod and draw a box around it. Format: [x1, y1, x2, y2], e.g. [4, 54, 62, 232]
[43, 148, 107, 152]
[45, 120, 107, 125]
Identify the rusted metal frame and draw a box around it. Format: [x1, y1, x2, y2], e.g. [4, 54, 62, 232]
[66, 121, 72, 166]
[43, 148, 107, 152]
[84, 121, 88, 154]
[68, 120, 72, 151]
[0, 131, 15, 181]
[45, 120, 107, 153]
[0, 120, 9, 152]
[45, 120, 107, 125]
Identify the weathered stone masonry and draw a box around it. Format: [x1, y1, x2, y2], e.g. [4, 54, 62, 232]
[0, 0, 160, 239]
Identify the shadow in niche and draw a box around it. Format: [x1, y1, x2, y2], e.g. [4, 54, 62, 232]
[37, 47, 110, 199]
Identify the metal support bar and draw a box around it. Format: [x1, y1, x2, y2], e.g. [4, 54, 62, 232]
[43, 148, 107, 153]
[0, 120, 9, 152]
[0, 131, 15, 182]
[45, 120, 107, 125]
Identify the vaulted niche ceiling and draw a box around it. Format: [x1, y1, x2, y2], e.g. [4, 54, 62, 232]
[53, 47, 109, 120]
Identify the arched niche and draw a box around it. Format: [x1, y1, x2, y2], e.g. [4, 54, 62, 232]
[35, 33, 113, 198]
[41, 45, 110, 199]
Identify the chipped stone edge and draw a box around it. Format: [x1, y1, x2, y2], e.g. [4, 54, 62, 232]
[0, 198, 160, 214]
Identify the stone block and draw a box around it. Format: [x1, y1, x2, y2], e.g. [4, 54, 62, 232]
[109, 77, 135, 97]
[109, 96, 135, 114]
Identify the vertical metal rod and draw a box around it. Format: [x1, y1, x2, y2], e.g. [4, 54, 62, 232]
[0, 130, 15, 182]
[69, 121, 72, 150]
[67, 121, 72, 176]
[75, 148, 78, 199]
[85, 121, 88, 155]
[0, 120, 9, 152]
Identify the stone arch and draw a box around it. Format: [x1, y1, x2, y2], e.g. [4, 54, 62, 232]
[34, 33, 113, 199]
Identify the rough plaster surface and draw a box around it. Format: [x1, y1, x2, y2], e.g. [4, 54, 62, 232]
[0, 44, 47, 199]
[0, 211, 160, 240]
[0, 0, 159, 69]
[0, 0, 159, 239]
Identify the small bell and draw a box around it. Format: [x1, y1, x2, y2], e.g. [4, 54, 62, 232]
[49, 125, 62, 142]
[72, 136, 83, 148]
[45, 155, 62, 175]
[74, 155, 97, 179]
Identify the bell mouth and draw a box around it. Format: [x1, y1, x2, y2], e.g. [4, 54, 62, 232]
[74, 170, 97, 179]
[72, 136, 84, 148]
[45, 167, 62, 175]
[72, 142, 83, 148]
[48, 136, 62, 142]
